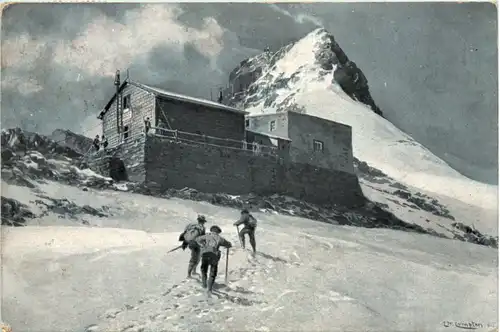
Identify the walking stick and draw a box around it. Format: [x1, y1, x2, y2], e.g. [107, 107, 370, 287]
[167, 244, 183, 253]
[224, 248, 229, 285]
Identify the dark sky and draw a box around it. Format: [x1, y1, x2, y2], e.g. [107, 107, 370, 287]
[1, 3, 497, 184]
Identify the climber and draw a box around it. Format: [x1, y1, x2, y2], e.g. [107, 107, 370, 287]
[93, 135, 100, 152]
[218, 89, 223, 104]
[252, 141, 261, 155]
[195, 225, 232, 294]
[144, 117, 151, 134]
[233, 209, 257, 255]
[101, 135, 108, 150]
[178, 215, 207, 278]
[158, 118, 168, 135]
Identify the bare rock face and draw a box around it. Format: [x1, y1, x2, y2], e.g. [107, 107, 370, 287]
[1, 197, 36, 226]
[333, 60, 383, 116]
[1, 128, 84, 160]
[49, 129, 94, 155]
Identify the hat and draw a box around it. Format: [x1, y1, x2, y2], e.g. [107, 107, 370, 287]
[210, 225, 222, 233]
[197, 215, 207, 223]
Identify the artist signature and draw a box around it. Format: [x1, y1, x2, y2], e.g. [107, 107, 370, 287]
[442, 320, 497, 330]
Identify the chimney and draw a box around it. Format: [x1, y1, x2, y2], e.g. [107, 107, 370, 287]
[115, 70, 121, 134]
[114, 70, 121, 87]
[218, 89, 223, 104]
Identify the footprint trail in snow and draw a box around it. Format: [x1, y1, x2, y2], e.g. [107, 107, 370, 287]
[87, 247, 297, 332]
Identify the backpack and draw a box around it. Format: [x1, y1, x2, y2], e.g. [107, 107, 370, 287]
[248, 215, 257, 228]
[199, 234, 221, 255]
[204, 234, 219, 252]
[183, 224, 203, 243]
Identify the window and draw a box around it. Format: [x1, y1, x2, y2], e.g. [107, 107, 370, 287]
[313, 139, 324, 152]
[245, 119, 250, 128]
[123, 108, 132, 121]
[123, 125, 129, 140]
[269, 120, 276, 132]
[123, 94, 131, 109]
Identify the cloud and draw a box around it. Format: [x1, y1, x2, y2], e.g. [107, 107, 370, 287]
[269, 4, 324, 27]
[52, 4, 226, 77]
[1, 34, 47, 70]
[1, 77, 43, 95]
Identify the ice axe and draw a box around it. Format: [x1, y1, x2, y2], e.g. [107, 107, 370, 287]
[224, 247, 230, 285]
[167, 244, 183, 253]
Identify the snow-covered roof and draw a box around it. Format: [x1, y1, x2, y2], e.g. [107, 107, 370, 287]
[130, 81, 247, 115]
[99, 80, 247, 119]
[245, 129, 291, 141]
[245, 113, 281, 119]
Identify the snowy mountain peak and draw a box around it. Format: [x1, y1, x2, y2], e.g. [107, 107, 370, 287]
[226, 28, 382, 116]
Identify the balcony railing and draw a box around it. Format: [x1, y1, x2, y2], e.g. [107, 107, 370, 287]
[82, 126, 280, 163]
[151, 127, 278, 157]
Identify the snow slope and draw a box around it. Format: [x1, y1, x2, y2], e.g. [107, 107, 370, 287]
[2, 182, 498, 332]
[234, 28, 497, 212]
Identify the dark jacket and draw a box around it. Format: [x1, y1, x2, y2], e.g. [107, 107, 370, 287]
[234, 214, 257, 229]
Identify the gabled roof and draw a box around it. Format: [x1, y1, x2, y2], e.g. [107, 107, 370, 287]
[98, 80, 247, 119]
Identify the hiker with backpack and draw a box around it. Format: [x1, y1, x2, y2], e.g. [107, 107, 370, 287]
[195, 225, 232, 295]
[233, 209, 258, 255]
[178, 215, 207, 278]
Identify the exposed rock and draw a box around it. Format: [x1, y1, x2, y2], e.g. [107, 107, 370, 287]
[83, 324, 100, 332]
[1, 138, 115, 190]
[354, 157, 387, 179]
[451, 222, 498, 248]
[333, 60, 383, 116]
[392, 190, 455, 220]
[1, 128, 84, 160]
[156, 187, 440, 238]
[1, 149, 16, 166]
[33, 195, 110, 220]
[354, 157, 456, 220]
[49, 129, 93, 155]
[389, 182, 408, 190]
[2, 168, 38, 189]
[1, 197, 36, 226]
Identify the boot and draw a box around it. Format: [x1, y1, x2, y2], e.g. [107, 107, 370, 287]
[201, 274, 207, 288]
[207, 277, 215, 294]
[250, 238, 256, 255]
[187, 264, 194, 278]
